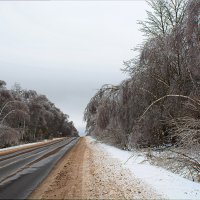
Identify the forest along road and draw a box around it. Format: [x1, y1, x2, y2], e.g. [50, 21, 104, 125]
[29, 137, 163, 199]
[0, 137, 79, 199]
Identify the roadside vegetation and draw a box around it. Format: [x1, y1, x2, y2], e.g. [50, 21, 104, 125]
[84, 0, 200, 181]
[0, 81, 78, 148]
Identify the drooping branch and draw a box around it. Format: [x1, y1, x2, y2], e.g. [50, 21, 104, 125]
[0, 110, 28, 125]
[139, 95, 200, 122]
[0, 100, 24, 116]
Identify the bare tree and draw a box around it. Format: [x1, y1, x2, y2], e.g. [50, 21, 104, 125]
[138, 0, 187, 38]
[0, 80, 78, 147]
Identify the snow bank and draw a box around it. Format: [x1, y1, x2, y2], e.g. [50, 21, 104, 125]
[90, 137, 200, 199]
[0, 141, 47, 152]
[0, 138, 60, 152]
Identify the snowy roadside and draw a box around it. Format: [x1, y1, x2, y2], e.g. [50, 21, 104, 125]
[0, 138, 61, 153]
[88, 136, 200, 199]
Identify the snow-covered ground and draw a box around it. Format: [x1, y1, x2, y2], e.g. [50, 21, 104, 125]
[89, 137, 200, 199]
[0, 138, 59, 152]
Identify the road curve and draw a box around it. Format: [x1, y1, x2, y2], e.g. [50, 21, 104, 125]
[0, 137, 79, 199]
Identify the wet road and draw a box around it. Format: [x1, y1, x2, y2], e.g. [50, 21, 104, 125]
[0, 137, 79, 199]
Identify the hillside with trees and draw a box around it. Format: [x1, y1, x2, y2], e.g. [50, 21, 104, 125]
[84, 0, 200, 180]
[0, 80, 78, 148]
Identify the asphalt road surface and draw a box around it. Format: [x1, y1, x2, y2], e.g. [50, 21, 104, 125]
[0, 137, 79, 199]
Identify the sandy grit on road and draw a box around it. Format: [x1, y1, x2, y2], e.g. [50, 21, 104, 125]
[29, 137, 164, 199]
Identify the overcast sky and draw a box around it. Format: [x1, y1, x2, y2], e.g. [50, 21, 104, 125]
[0, 0, 148, 135]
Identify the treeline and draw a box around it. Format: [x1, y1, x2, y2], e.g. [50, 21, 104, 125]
[0, 80, 78, 148]
[84, 0, 200, 152]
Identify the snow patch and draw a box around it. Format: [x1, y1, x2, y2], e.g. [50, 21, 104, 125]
[0, 138, 60, 152]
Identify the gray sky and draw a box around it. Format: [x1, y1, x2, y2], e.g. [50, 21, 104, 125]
[0, 0, 148, 135]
